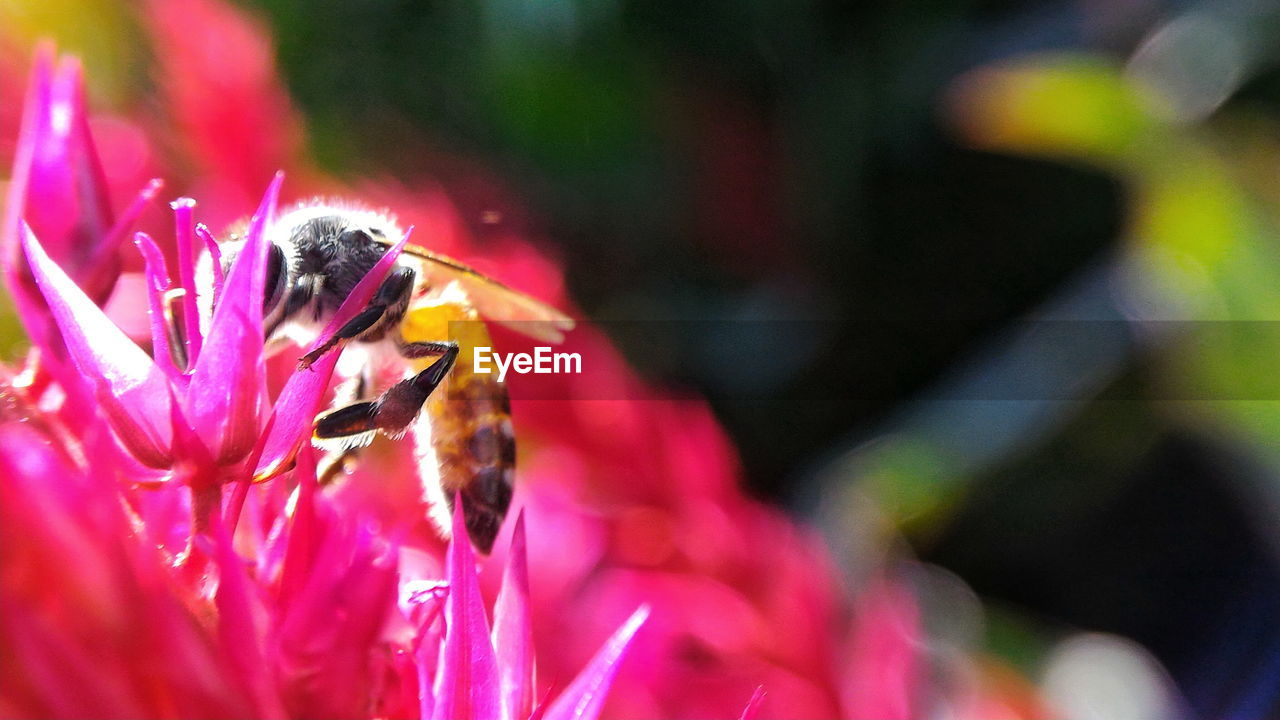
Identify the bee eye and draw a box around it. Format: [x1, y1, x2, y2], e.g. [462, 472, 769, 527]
[265, 242, 287, 312]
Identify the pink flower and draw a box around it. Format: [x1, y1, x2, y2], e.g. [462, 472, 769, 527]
[1, 45, 161, 388]
[16, 170, 415, 522]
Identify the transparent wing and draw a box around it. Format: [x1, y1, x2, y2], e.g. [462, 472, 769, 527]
[395, 243, 575, 343]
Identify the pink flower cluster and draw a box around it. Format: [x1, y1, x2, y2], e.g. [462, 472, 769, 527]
[0, 41, 651, 720]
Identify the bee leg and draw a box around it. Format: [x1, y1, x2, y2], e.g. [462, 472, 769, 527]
[298, 266, 416, 368]
[396, 339, 457, 359]
[314, 342, 459, 441]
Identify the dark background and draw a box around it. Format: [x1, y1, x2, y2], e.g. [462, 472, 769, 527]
[250, 0, 1130, 497]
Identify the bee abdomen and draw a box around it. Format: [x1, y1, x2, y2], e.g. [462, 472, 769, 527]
[428, 372, 514, 553]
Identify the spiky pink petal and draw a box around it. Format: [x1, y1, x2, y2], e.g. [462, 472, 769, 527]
[494, 511, 535, 720]
[209, 523, 287, 719]
[3, 48, 114, 300]
[433, 500, 502, 720]
[170, 197, 204, 363]
[277, 443, 320, 611]
[252, 227, 411, 480]
[401, 580, 447, 720]
[276, 514, 398, 718]
[249, 353, 340, 482]
[332, 535, 401, 698]
[541, 605, 650, 720]
[274, 445, 400, 718]
[134, 232, 184, 384]
[196, 222, 225, 305]
[1, 47, 121, 374]
[102, 178, 164, 250]
[3, 44, 52, 280]
[21, 223, 173, 468]
[185, 173, 280, 465]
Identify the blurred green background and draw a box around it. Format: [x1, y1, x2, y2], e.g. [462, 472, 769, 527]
[250, 0, 1127, 498]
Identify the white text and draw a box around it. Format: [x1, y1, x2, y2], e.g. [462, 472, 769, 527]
[473, 347, 582, 382]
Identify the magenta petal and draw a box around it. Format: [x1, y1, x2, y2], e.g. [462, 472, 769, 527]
[541, 606, 650, 720]
[134, 232, 184, 384]
[21, 224, 173, 468]
[210, 523, 287, 719]
[1, 50, 83, 363]
[432, 500, 502, 720]
[36, 56, 115, 281]
[251, 228, 411, 480]
[196, 223, 225, 306]
[185, 173, 281, 464]
[277, 443, 319, 611]
[170, 197, 204, 363]
[409, 584, 448, 720]
[276, 515, 399, 719]
[102, 178, 164, 251]
[2, 46, 53, 277]
[493, 512, 534, 720]
[250, 349, 340, 481]
[3, 48, 115, 301]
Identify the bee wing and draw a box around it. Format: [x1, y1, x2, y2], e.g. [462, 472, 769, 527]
[397, 243, 576, 343]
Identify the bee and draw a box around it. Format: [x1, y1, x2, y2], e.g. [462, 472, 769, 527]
[207, 202, 573, 552]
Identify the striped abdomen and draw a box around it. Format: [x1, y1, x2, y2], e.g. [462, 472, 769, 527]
[427, 365, 513, 553]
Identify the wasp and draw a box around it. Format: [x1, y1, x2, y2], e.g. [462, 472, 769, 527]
[206, 202, 573, 552]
